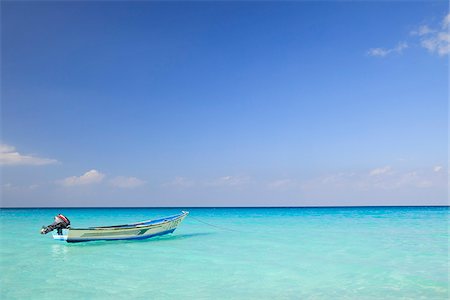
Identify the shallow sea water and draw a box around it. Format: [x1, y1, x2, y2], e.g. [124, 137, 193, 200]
[0, 207, 448, 299]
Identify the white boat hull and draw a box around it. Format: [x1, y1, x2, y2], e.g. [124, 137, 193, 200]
[52, 211, 188, 243]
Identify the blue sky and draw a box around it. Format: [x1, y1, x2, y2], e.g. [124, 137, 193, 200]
[1, 1, 448, 207]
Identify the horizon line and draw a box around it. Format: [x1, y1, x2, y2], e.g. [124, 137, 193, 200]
[1, 205, 449, 209]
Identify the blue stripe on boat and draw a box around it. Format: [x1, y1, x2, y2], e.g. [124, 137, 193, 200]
[67, 229, 176, 243]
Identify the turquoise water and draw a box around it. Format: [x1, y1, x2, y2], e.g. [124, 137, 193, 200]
[0, 207, 448, 299]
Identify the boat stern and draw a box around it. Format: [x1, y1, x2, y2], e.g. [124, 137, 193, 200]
[52, 229, 68, 241]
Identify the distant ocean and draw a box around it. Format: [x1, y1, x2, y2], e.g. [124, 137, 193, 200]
[0, 207, 448, 299]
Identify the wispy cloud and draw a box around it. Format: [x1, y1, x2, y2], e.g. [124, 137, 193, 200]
[164, 175, 250, 188]
[110, 176, 145, 189]
[433, 165, 443, 172]
[268, 165, 446, 194]
[267, 179, 295, 190]
[444, 13, 450, 28]
[164, 176, 195, 188]
[410, 25, 436, 36]
[2, 183, 14, 190]
[411, 14, 450, 56]
[369, 165, 392, 176]
[420, 32, 450, 56]
[2, 183, 40, 191]
[367, 42, 408, 57]
[310, 167, 444, 191]
[59, 169, 105, 187]
[368, 13, 450, 58]
[207, 175, 250, 187]
[0, 144, 58, 166]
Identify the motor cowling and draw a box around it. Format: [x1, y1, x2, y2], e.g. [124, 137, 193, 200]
[41, 214, 71, 234]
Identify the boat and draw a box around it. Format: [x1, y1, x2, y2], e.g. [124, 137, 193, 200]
[43, 211, 189, 243]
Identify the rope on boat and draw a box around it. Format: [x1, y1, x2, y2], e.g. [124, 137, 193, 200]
[188, 215, 243, 233]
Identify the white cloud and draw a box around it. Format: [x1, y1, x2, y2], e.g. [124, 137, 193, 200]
[164, 175, 250, 188]
[369, 166, 392, 176]
[110, 176, 145, 189]
[367, 42, 408, 57]
[59, 169, 105, 187]
[300, 172, 360, 191]
[421, 31, 450, 56]
[164, 176, 195, 188]
[443, 13, 450, 28]
[288, 163, 448, 196]
[433, 166, 443, 172]
[369, 13, 450, 58]
[367, 48, 390, 57]
[267, 179, 295, 190]
[2, 183, 40, 191]
[0, 144, 58, 166]
[267, 167, 443, 193]
[411, 14, 450, 56]
[208, 175, 250, 187]
[322, 168, 443, 190]
[410, 25, 435, 36]
[388, 171, 440, 190]
[2, 183, 14, 190]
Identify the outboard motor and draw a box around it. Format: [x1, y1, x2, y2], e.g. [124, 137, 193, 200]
[41, 214, 70, 235]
